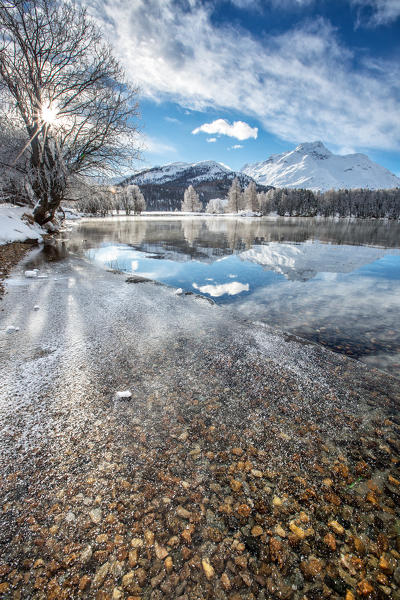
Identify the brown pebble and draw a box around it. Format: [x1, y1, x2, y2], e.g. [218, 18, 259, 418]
[357, 579, 374, 596]
[237, 504, 251, 517]
[300, 558, 324, 580]
[202, 557, 215, 580]
[164, 556, 173, 573]
[230, 479, 242, 492]
[79, 575, 91, 591]
[221, 572, 231, 590]
[323, 533, 337, 551]
[128, 549, 138, 568]
[251, 525, 263, 537]
[328, 520, 344, 535]
[232, 447, 243, 456]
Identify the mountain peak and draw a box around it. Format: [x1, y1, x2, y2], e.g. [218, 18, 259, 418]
[294, 141, 331, 158]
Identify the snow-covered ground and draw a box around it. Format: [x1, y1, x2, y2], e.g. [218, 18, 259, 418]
[0, 204, 45, 245]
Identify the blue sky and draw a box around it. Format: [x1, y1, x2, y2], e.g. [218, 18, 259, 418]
[86, 0, 400, 175]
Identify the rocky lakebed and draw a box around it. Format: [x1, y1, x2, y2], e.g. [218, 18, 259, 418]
[0, 252, 399, 600]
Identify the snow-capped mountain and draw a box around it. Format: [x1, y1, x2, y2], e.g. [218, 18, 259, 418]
[122, 161, 270, 211]
[126, 161, 237, 186]
[241, 142, 400, 192]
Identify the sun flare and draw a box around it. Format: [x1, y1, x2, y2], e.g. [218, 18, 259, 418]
[41, 102, 58, 125]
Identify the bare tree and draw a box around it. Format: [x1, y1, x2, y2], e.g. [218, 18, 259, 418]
[205, 197, 228, 214]
[0, 0, 140, 224]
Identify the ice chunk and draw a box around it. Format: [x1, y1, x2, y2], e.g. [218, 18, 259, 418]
[115, 390, 132, 399]
[37, 274, 48, 279]
[25, 270, 38, 278]
[175, 288, 183, 295]
[6, 326, 19, 333]
[34, 305, 40, 311]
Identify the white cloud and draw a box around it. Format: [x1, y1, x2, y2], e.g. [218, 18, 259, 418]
[193, 119, 258, 140]
[351, 0, 400, 25]
[230, 144, 243, 150]
[165, 116, 180, 123]
[206, 137, 217, 143]
[85, 0, 400, 152]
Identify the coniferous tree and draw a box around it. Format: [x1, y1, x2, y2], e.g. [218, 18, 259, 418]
[244, 181, 259, 212]
[226, 177, 243, 213]
[181, 185, 202, 212]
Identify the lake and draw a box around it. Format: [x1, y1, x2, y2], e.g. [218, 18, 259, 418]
[46, 215, 400, 377]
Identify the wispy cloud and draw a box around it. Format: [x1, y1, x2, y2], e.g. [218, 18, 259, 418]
[165, 116, 180, 123]
[206, 137, 217, 143]
[193, 119, 258, 140]
[85, 0, 400, 152]
[143, 135, 177, 155]
[351, 0, 400, 25]
[229, 144, 244, 150]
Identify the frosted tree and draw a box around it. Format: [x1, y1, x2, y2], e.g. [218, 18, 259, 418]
[181, 185, 202, 212]
[205, 198, 228, 214]
[243, 181, 259, 212]
[0, 0, 139, 224]
[226, 177, 243, 213]
[130, 185, 146, 215]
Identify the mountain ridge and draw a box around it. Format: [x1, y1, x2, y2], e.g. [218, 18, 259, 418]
[122, 160, 271, 211]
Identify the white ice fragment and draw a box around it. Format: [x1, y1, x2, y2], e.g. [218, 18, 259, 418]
[37, 274, 48, 279]
[175, 288, 183, 295]
[6, 325, 19, 333]
[115, 390, 132, 399]
[25, 270, 37, 278]
[34, 305, 40, 311]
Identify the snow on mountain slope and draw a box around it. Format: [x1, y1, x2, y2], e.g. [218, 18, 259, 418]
[240, 241, 398, 281]
[126, 160, 234, 186]
[242, 142, 400, 191]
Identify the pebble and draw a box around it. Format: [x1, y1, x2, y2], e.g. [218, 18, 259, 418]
[329, 520, 345, 535]
[202, 557, 215, 580]
[92, 562, 109, 588]
[89, 508, 102, 524]
[176, 505, 191, 519]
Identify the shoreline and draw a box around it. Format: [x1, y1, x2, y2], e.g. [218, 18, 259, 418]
[0, 240, 40, 300]
[0, 253, 399, 599]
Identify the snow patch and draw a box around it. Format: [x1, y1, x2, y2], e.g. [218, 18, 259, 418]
[0, 204, 45, 245]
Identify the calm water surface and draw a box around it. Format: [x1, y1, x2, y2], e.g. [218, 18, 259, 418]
[49, 216, 400, 377]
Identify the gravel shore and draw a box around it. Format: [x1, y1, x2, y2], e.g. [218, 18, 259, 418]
[0, 255, 399, 600]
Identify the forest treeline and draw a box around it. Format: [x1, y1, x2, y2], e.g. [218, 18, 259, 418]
[254, 186, 400, 219]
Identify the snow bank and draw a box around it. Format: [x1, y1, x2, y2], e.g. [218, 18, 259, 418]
[0, 204, 45, 245]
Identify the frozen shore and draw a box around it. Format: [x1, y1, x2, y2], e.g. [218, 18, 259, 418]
[0, 253, 399, 599]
